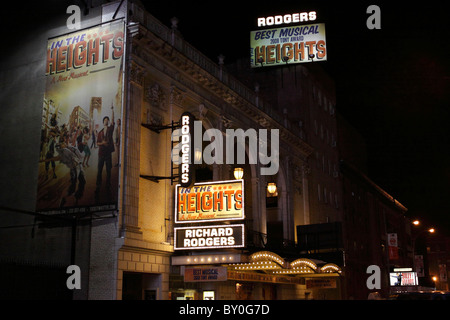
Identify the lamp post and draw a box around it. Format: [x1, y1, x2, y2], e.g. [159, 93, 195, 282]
[412, 222, 435, 256]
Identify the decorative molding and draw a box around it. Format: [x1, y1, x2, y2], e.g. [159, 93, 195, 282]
[129, 61, 145, 87]
[130, 24, 313, 160]
[170, 85, 186, 107]
[221, 115, 233, 129]
[145, 109, 163, 127]
[198, 103, 207, 120]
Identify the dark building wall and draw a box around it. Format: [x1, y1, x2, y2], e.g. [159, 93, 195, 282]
[0, 0, 117, 299]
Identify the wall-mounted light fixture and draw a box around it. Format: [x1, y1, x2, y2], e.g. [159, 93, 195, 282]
[267, 182, 277, 194]
[234, 167, 244, 180]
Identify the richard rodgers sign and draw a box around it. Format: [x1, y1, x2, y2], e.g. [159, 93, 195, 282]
[174, 224, 245, 250]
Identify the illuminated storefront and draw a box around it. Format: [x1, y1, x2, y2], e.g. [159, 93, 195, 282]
[171, 250, 342, 300]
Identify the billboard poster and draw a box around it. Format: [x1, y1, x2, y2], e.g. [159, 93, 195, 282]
[37, 21, 125, 214]
[250, 23, 327, 68]
[175, 180, 244, 223]
[389, 272, 418, 286]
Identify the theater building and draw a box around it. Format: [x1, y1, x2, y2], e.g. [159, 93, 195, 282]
[122, 2, 343, 299]
[0, 0, 348, 300]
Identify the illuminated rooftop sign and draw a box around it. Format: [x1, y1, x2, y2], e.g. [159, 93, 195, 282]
[175, 180, 244, 223]
[250, 23, 327, 68]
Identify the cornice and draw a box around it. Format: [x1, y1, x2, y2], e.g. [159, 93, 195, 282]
[128, 23, 313, 161]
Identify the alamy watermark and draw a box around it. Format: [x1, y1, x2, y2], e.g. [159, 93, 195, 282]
[171, 116, 280, 183]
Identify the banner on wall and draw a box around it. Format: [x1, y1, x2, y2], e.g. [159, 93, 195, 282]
[388, 233, 399, 260]
[37, 21, 125, 214]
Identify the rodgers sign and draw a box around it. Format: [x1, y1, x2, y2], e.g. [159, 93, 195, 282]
[175, 180, 244, 223]
[250, 23, 327, 67]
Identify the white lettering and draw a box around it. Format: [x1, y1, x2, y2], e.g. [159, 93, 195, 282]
[299, 12, 308, 22]
[366, 5, 381, 30]
[258, 17, 266, 27]
[181, 134, 190, 144]
[366, 265, 381, 289]
[178, 113, 193, 187]
[182, 115, 190, 125]
[172, 120, 280, 176]
[275, 15, 283, 25]
[66, 265, 81, 289]
[257, 11, 317, 27]
[66, 5, 81, 30]
[179, 226, 242, 249]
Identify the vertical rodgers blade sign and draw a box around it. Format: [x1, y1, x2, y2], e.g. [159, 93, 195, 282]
[37, 21, 125, 214]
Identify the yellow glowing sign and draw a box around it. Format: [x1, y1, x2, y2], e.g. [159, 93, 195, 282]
[250, 23, 327, 67]
[175, 180, 244, 223]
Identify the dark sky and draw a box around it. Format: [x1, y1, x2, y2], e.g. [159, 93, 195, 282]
[144, 0, 450, 234]
[1, 1, 449, 234]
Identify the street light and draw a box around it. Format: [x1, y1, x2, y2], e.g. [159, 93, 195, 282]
[411, 220, 436, 282]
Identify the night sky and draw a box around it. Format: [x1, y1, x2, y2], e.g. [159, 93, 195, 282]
[1, 1, 450, 234]
[143, 0, 450, 234]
